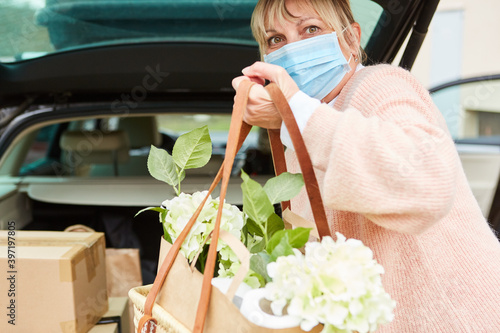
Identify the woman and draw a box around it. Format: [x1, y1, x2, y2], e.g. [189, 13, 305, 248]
[233, 0, 500, 332]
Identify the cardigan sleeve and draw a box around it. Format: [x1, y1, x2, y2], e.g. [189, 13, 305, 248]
[300, 65, 459, 235]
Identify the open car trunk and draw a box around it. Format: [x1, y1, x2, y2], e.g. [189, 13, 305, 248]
[0, 0, 443, 283]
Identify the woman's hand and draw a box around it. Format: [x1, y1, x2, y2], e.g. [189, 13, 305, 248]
[232, 62, 299, 129]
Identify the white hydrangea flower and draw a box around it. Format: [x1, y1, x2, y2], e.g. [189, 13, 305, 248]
[160, 191, 244, 265]
[265, 233, 396, 333]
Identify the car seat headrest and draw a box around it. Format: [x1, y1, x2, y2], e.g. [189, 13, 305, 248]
[59, 130, 130, 175]
[118, 116, 162, 149]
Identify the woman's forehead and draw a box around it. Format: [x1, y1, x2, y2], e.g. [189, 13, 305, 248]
[285, 0, 319, 17]
[265, 0, 322, 30]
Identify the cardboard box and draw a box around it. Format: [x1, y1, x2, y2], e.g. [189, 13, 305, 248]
[93, 297, 130, 333]
[0, 231, 108, 333]
[88, 323, 118, 333]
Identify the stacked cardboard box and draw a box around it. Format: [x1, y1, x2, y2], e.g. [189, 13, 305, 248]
[0, 231, 108, 332]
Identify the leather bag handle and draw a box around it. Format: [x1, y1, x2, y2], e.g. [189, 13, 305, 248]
[192, 79, 255, 332]
[138, 81, 330, 333]
[138, 81, 255, 333]
[265, 83, 330, 239]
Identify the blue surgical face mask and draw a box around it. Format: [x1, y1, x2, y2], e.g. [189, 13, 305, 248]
[264, 32, 352, 100]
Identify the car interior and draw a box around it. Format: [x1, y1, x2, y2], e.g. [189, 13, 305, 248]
[0, 112, 269, 282]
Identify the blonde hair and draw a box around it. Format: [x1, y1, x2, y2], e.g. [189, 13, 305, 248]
[251, 0, 365, 63]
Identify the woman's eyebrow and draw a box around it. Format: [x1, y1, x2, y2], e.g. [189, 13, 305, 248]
[265, 16, 319, 33]
[296, 17, 318, 26]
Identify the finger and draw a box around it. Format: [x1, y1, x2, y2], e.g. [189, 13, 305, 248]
[242, 62, 299, 101]
[242, 61, 286, 84]
[246, 75, 266, 85]
[231, 75, 250, 91]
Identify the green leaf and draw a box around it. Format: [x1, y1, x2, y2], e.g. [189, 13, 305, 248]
[135, 206, 166, 218]
[172, 126, 212, 170]
[250, 253, 271, 282]
[269, 234, 294, 261]
[266, 230, 287, 256]
[162, 225, 173, 244]
[160, 208, 168, 223]
[241, 170, 274, 224]
[246, 218, 264, 237]
[263, 172, 304, 204]
[285, 227, 311, 249]
[147, 145, 184, 186]
[250, 240, 266, 253]
[246, 270, 266, 288]
[266, 213, 285, 239]
[242, 225, 249, 247]
[266, 227, 311, 259]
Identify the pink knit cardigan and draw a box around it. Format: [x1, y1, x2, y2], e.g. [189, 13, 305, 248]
[285, 64, 500, 332]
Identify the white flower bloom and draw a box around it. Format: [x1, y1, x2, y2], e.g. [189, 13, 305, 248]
[160, 191, 245, 266]
[265, 233, 396, 333]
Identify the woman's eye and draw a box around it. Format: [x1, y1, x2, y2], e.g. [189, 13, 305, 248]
[306, 26, 319, 34]
[269, 36, 283, 45]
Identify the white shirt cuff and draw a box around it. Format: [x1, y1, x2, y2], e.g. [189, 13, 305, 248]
[280, 90, 321, 150]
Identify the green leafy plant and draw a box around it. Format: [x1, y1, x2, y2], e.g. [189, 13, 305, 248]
[136, 125, 309, 286]
[240, 170, 311, 285]
[136, 126, 246, 276]
[135, 125, 215, 241]
[147, 125, 212, 196]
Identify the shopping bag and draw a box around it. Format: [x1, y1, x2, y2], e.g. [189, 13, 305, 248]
[132, 82, 331, 333]
[105, 248, 142, 298]
[130, 235, 323, 333]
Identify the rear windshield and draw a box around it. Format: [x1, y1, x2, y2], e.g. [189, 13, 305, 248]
[0, 0, 383, 63]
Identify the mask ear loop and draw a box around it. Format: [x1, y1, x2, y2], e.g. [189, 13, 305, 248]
[340, 26, 359, 65]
